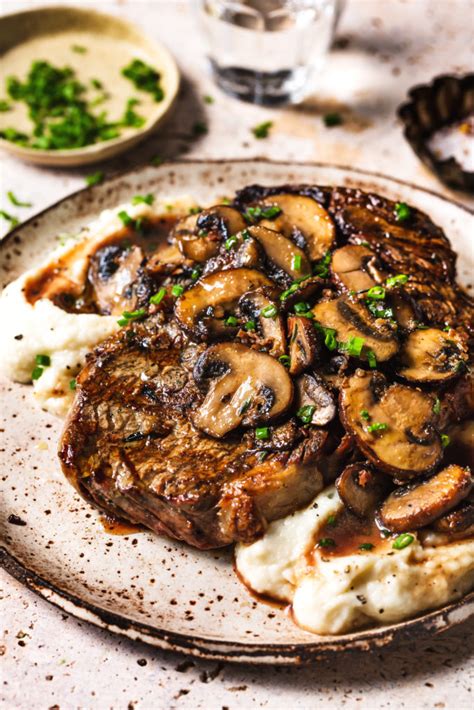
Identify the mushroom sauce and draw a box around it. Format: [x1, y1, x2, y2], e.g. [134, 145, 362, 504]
[1, 183, 473, 634]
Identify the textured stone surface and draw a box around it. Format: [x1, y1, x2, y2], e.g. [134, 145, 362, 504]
[1, 1, 473, 707]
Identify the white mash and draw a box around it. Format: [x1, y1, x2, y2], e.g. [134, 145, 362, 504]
[0, 195, 198, 417]
[236, 486, 474, 635]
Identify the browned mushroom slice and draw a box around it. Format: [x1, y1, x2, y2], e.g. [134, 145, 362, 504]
[256, 194, 336, 260]
[192, 343, 293, 438]
[239, 289, 286, 358]
[312, 296, 399, 362]
[245, 225, 312, 280]
[295, 373, 336, 426]
[432, 498, 474, 534]
[331, 245, 381, 293]
[173, 205, 246, 262]
[379, 465, 473, 532]
[340, 370, 443, 479]
[398, 328, 468, 383]
[88, 244, 145, 316]
[390, 290, 418, 332]
[288, 316, 321, 375]
[336, 462, 390, 518]
[175, 268, 273, 339]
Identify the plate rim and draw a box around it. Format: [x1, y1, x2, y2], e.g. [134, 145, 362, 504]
[1, 158, 473, 664]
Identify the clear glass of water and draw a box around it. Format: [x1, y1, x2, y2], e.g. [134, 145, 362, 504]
[194, 0, 340, 105]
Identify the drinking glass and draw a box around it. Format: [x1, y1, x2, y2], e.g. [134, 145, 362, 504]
[194, 0, 341, 105]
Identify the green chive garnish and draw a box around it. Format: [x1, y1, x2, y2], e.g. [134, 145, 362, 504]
[255, 427, 270, 440]
[441, 434, 450, 448]
[323, 113, 342, 127]
[225, 235, 238, 250]
[394, 202, 411, 222]
[7, 191, 32, 208]
[367, 422, 388, 433]
[297, 405, 316, 425]
[279, 355, 290, 367]
[318, 537, 336, 548]
[433, 397, 441, 415]
[118, 210, 133, 227]
[252, 121, 273, 139]
[386, 274, 409, 288]
[31, 366, 44, 380]
[294, 301, 310, 314]
[225, 316, 238, 327]
[171, 284, 184, 297]
[35, 354, 51, 367]
[244, 320, 256, 331]
[150, 288, 166, 305]
[366, 286, 385, 300]
[392, 533, 414, 550]
[359, 543, 374, 551]
[292, 253, 302, 271]
[132, 193, 154, 206]
[69, 378, 77, 390]
[360, 409, 370, 421]
[261, 304, 278, 318]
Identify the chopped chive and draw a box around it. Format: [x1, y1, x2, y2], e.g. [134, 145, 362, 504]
[171, 284, 184, 298]
[386, 274, 409, 288]
[366, 349, 377, 368]
[225, 235, 238, 250]
[7, 191, 32, 208]
[118, 210, 133, 227]
[433, 397, 441, 415]
[255, 427, 270, 440]
[151, 155, 163, 166]
[327, 515, 337, 526]
[90, 78, 103, 89]
[257, 450, 268, 462]
[359, 543, 374, 551]
[71, 44, 87, 54]
[117, 308, 146, 326]
[261, 304, 278, 319]
[392, 533, 414, 550]
[0, 210, 19, 229]
[132, 193, 154, 206]
[441, 434, 450, 448]
[252, 120, 273, 139]
[360, 409, 370, 421]
[394, 202, 411, 222]
[0, 100, 12, 112]
[244, 320, 256, 331]
[297, 405, 316, 425]
[245, 205, 282, 223]
[318, 537, 336, 548]
[69, 378, 77, 391]
[191, 268, 201, 281]
[294, 301, 310, 314]
[367, 422, 388, 433]
[280, 283, 300, 301]
[292, 253, 302, 271]
[225, 315, 239, 327]
[189, 206, 202, 215]
[85, 171, 104, 187]
[122, 58, 165, 102]
[366, 286, 385, 300]
[241, 228, 251, 241]
[279, 354, 290, 367]
[323, 112, 342, 127]
[35, 354, 51, 367]
[346, 336, 365, 357]
[203, 94, 214, 104]
[313, 251, 332, 278]
[150, 288, 166, 305]
[31, 366, 44, 380]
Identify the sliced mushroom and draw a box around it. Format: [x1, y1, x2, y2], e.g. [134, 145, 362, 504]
[192, 343, 293, 438]
[331, 245, 381, 293]
[433, 498, 474, 534]
[239, 289, 286, 358]
[288, 316, 321, 375]
[245, 225, 311, 280]
[313, 296, 399, 362]
[340, 370, 443, 479]
[175, 268, 273, 339]
[378, 464, 473, 532]
[336, 462, 390, 518]
[296, 373, 336, 426]
[88, 244, 145, 316]
[398, 328, 468, 383]
[390, 290, 418, 332]
[257, 194, 335, 260]
[319, 433, 355, 484]
[173, 205, 246, 262]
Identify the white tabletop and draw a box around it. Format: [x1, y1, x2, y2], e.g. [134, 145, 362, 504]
[1, 1, 473, 708]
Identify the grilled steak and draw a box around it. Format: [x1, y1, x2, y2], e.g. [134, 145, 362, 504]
[59, 184, 473, 548]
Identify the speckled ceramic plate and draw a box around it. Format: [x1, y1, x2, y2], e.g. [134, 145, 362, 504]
[1, 160, 473, 664]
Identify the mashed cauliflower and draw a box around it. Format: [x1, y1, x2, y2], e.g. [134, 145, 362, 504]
[236, 486, 474, 635]
[0, 195, 197, 417]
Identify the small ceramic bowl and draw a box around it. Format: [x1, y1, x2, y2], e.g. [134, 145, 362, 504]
[398, 73, 474, 193]
[0, 6, 180, 167]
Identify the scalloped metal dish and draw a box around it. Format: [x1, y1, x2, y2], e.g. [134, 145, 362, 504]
[1, 160, 473, 664]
